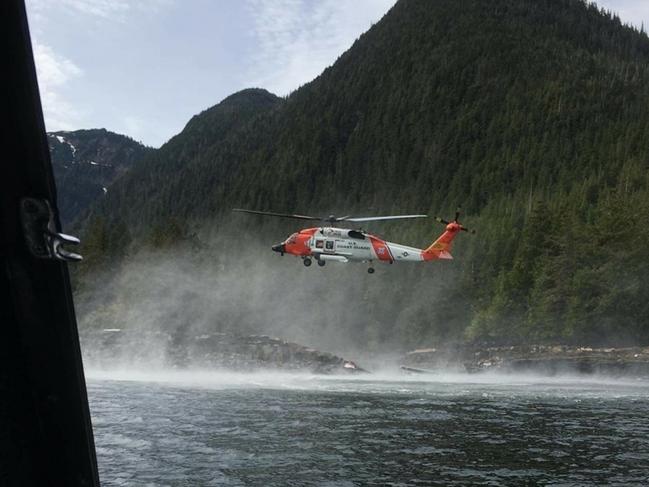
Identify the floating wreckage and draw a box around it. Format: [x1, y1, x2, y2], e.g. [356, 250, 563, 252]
[401, 345, 649, 376]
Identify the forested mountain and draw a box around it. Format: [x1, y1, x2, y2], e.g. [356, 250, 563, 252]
[48, 129, 151, 225]
[80, 88, 283, 229]
[77, 0, 649, 351]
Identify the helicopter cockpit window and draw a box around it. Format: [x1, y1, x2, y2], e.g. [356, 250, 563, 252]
[348, 230, 365, 240]
[315, 239, 324, 249]
[287, 233, 298, 244]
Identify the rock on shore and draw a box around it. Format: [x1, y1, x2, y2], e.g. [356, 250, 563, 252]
[81, 329, 367, 374]
[402, 345, 649, 376]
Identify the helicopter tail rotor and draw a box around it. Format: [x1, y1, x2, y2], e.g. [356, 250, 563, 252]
[434, 207, 475, 234]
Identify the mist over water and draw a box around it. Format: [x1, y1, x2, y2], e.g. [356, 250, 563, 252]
[75, 228, 461, 367]
[84, 365, 649, 388]
[84, 368, 649, 398]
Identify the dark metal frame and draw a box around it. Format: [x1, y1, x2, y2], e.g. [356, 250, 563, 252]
[0, 1, 100, 485]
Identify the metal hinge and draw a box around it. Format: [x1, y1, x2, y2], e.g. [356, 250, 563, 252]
[20, 197, 83, 262]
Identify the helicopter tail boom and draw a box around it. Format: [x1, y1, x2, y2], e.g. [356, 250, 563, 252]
[422, 222, 462, 260]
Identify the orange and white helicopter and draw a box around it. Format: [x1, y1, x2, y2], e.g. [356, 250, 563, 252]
[233, 208, 473, 273]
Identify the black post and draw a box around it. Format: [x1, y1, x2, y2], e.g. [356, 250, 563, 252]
[0, 1, 100, 485]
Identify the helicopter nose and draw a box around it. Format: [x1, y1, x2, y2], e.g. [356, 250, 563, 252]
[272, 243, 285, 254]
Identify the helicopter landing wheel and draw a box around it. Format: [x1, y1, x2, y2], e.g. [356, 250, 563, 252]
[367, 267, 375, 274]
[317, 259, 326, 267]
[303, 258, 312, 267]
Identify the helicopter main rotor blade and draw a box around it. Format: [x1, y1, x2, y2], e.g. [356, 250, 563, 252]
[232, 208, 321, 221]
[234, 209, 429, 224]
[344, 214, 428, 223]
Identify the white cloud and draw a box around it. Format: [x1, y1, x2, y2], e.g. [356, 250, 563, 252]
[33, 43, 82, 86]
[26, 0, 175, 133]
[245, 0, 396, 96]
[60, 0, 130, 19]
[33, 42, 84, 131]
[27, 0, 172, 22]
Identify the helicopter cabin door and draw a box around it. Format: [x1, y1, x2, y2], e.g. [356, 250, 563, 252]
[324, 238, 336, 253]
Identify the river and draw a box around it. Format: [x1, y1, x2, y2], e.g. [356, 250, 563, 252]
[86, 370, 649, 486]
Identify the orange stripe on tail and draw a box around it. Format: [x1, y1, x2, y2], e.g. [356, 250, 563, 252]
[422, 222, 461, 261]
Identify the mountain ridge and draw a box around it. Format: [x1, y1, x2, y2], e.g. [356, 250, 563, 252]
[75, 0, 649, 348]
[48, 128, 152, 225]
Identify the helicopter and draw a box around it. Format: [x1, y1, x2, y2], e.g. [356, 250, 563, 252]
[233, 208, 473, 273]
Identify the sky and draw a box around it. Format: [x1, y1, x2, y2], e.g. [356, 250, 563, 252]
[26, 0, 396, 147]
[26, 0, 649, 148]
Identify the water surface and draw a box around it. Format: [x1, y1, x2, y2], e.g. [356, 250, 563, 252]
[87, 370, 649, 486]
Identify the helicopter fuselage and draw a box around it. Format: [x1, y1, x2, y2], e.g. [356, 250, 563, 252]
[272, 226, 454, 264]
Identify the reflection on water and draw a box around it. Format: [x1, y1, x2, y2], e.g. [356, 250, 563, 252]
[87, 370, 649, 486]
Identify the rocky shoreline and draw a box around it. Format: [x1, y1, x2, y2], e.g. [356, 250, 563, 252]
[402, 345, 649, 376]
[81, 329, 649, 377]
[81, 329, 367, 374]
